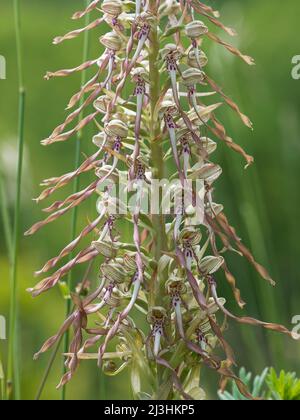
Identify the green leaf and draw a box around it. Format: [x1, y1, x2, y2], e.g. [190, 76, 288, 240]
[160, 25, 185, 39]
[58, 281, 71, 300]
[266, 368, 300, 400]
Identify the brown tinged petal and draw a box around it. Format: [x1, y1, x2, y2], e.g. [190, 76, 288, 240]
[191, 1, 237, 36]
[27, 247, 98, 297]
[208, 223, 246, 309]
[196, 1, 220, 18]
[218, 365, 256, 400]
[34, 311, 78, 359]
[223, 264, 246, 309]
[205, 75, 253, 129]
[208, 316, 236, 365]
[67, 78, 99, 110]
[44, 86, 103, 139]
[209, 278, 292, 337]
[44, 58, 99, 80]
[36, 150, 101, 202]
[35, 213, 104, 276]
[206, 32, 255, 66]
[216, 212, 276, 286]
[53, 18, 104, 45]
[42, 180, 98, 213]
[25, 182, 97, 236]
[72, 0, 101, 20]
[41, 112, 99, 146]
[210, 116, 254, 167]
[66, 54, 109, 109]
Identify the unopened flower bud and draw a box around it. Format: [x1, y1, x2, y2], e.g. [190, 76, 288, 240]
[105, 119, 128, 138]
[92, 240, 117, 259]
[188, 50, 208, 68]
[92, 132, 112, 149]
[101, 0, 123, 16]
[101, 263, 128, 284]
[186, 20, 208, 39]
[94, 95, 111, 113]
[179, 227, 202, 247]
[123, 254, 138, 273]
[200, 256, 224, 275]
[195, 163, 222, 183]
[100, 31, 123, 51]
[201, 137, 217, 155]
[105, 291, 122, 308]
[182, 68, 205, 86]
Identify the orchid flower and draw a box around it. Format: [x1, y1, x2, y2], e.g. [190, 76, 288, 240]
[28, 0, 291, 400]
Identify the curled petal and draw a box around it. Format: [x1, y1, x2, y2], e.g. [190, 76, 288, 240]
[25, 182, 97, 236]
[36, 150, 101, 202]
[27, 247, 98, 297]
[192, 2, 236, 36]
[195, 1, 220, 18]
[34, 312, 77, 359]
[205, 75, 253, 129]
[42, 180, 98, 213]
[216, 212, 275, 286]
[210, 116, 254, 167]
[206, 32, 255, 66]
[35, 212, 104, 276]
[210, 280, 292, 337]
[72, 0, 101, 20]
[45, 58, 99, 80]
[41, 112, 99, 146]
[53, 18, 104, 44]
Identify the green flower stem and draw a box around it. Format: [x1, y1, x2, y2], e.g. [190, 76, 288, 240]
[149, 0, 168, 395]
[7, 0, 25, 401]
[0, 172, 13, 264]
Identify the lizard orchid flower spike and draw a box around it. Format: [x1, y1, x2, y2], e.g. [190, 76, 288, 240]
[27, 0, 292, 400]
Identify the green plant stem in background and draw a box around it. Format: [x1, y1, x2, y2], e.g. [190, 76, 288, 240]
[61, 1, 91, 400]
[7, 0, 25, 401]
[0, 173, 13, 264]
[0, 357, 4, 401]
[35, 337, 63, 401]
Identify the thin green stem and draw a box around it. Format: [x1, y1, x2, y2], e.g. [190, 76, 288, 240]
[0, 347, 5, 401]
[61, 4, 91, 399]
[0, 172, 13, 264]
[7, 0, 25, 401]
[35, 337, 63, 401]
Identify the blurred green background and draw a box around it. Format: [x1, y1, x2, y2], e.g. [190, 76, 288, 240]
[0, 0, 299, 400]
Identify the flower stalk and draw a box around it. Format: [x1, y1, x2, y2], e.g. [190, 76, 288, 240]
[7, 0, 26, 401]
